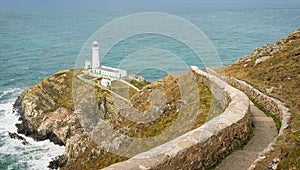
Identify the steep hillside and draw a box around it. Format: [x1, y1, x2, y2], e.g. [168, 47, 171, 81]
[224, 29, 300, 169]
[14, 69, 219, 169]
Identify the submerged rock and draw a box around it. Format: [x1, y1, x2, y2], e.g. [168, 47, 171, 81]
[48, 155, 68, 170]
[8, 132, 30, 145]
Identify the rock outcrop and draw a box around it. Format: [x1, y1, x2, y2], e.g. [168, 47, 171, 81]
[13, 69, 89, 168]
[235, 29, 300, 67]
[13, 70, 214, 169]
[8, 132, 30, 145]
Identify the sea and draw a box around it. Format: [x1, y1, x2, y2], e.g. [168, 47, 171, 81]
[0, 1, 300, 169]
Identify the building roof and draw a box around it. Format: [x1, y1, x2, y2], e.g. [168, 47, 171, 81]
[93, 41, 98, 45]
[92, 41, 99, 48]
[97, 66, 120, 74]
[101, 78, 111, 83]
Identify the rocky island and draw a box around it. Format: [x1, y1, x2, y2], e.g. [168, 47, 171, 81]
[12, 28, 300, 169]
[13, 67, 219, 169]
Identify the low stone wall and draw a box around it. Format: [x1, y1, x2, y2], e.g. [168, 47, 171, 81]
[206, 68, 291, 169]
[103, 66, 251, 170]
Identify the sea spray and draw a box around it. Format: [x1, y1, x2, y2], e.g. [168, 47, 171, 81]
[0, 89, 65, 170]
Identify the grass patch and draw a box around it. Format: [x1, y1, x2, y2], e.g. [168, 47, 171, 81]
[27, 69, 74, 113]
[129, 79, 150, 90]
[24, 69, 84, 129]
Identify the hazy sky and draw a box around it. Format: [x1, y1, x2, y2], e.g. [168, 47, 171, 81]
[1, 0, 300, 13]
[2, 0, 300, 7]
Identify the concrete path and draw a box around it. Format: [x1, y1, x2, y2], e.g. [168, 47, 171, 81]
[215, 102, 277, 170]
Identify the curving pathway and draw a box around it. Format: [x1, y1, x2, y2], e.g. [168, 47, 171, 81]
[215, 102, 277, 170]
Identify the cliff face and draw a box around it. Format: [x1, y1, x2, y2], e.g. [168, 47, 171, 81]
[14, 69, 214, 169]
[15, 69, 79, 145]
[224, 29, 300, 169]
[14, 69, 87, 168]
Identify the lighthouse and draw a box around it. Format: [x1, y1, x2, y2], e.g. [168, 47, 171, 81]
[92, 41, 100, 71]
[84, 41, 127, 80]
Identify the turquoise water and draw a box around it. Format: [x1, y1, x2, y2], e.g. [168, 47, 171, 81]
[0, 3, 300, 169]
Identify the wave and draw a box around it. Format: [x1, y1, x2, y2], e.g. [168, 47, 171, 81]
[0, 88, 22, 101]
[0, 90, 65, 170]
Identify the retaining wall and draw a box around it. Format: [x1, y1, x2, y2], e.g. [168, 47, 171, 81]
[206, 68, 291, 169]
[103, 66, 251, 170]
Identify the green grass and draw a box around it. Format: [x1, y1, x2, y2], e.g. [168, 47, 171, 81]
[129, 79, 149, 90]
[25, 69, 78, 129]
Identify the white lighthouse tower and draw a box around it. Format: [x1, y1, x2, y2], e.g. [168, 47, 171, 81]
[92, 41, 100, 71]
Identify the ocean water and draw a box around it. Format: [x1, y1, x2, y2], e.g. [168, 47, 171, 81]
[0, 3, 300, 169]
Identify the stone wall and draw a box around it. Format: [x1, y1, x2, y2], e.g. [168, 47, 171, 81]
[103, 66, 251, 170]
[206, 68, 291, 169]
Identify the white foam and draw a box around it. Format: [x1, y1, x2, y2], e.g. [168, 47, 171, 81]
[0, 88, 22, 100]
[0, 100, 20, 132]
[0, 89, 65, 170]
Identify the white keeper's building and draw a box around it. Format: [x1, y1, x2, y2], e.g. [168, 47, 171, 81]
[85, 41, 127, 80]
